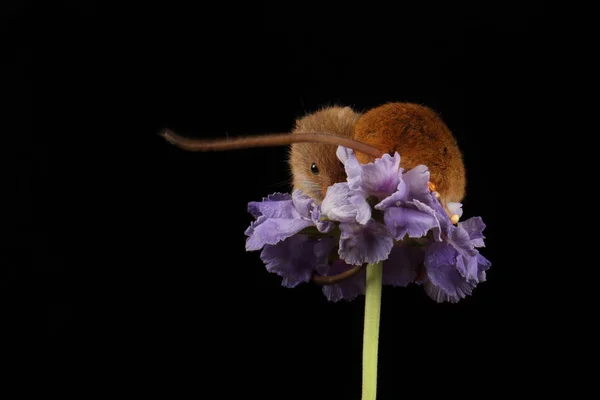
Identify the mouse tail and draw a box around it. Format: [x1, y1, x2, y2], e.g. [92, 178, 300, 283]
[160, 129, 384, 159]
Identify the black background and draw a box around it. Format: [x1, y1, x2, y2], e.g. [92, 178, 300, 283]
[4, 1, 549, 397]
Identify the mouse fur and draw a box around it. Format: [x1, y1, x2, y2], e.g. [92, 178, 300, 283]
[288, 106, 362, 201]
[352, 102, 466, 207]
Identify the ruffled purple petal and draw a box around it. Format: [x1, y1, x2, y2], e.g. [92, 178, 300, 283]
[321, 183, 371, 225]
[244, 215, 265, 237]
[422, 192, 453, 237]
[422, 275, 476, 304]
[456, 254, 479, 283]
[459, 217, 486, 246]
[338, 220, 394, 265]
[476, 253, 492, 282]
[449, 225, 478, 258]
[383, 203, 438, 240]
[292, 189, 314, 219]
[245, 217, 314, 251]
[423, 241, 476, 302]
[247, 193, 300, 220]
[374, 179, 407, 210]
[310, 204, 335, 233]
[261, 234, 320, 288]
[354, 152, 402, 199]
[382, 244, 422, 287]
[319, 259, 366, 302]
[336, 146, 363, 190]
[401, 165, 431, 202]
[424, 242, 462, 293]
[411, 199, 442, 241]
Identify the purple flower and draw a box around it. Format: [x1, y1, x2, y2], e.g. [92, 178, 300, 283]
[421, 196, 492, 303]
[244, 146, 492, 305]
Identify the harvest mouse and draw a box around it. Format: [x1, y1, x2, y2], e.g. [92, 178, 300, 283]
[288, 103, 466, 217]
[160, 102, 466, 216]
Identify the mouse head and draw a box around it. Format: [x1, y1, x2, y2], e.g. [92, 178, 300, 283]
[289, 106, 361, 201]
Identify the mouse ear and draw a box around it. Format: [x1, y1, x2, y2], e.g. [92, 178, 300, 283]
[160, 129, 384, 159]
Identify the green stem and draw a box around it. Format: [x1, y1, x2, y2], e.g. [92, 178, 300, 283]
[362, 262, 383, 400]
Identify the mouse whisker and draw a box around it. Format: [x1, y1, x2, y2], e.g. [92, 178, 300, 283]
[301, 181, 321, 189]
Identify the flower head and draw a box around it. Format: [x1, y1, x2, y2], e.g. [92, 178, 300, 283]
[245, 146, 491, 304]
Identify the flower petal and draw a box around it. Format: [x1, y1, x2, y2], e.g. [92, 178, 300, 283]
[245, 217, 314, 251]
[374, 179, 407, 210]
[449, 225, 478, 258]
[410, 199, 442, 240]
[476, 253, 492, 282]
[424, 241, 470, 298]
[401, 165, 431, 202]
[383, 204, 438, 240]
[321, 183, 371, 225]
[422, 275, 476, 304]
[336, 146, 363, 190]
[459, 217, 486, 245]
[292, 189, 314, 219]
[457, 254, 479, 283]
[319, 259, 366, 302]
[310, 204, 335, 233]
[422, 192, 453, 237]
[338, 220, 394, 265]
[247, 193, 299, 219]
[260, 234, 320, 288]
[382, 244, 422, 287]
[355, 152, 402, 199]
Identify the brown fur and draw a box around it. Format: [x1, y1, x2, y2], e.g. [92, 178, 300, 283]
[352, 102, 466, 207]
[289, 106, 362, 200]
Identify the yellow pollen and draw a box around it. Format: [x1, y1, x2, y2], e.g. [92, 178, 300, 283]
[450, 214, 460, 224]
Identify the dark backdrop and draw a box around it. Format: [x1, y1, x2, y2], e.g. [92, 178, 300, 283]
[4, 1, 547, 397]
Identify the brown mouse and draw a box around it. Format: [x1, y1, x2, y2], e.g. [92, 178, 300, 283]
[288, 105, 362, 201]
[160, 102, 466, 216]
[352, 102, 466, 211]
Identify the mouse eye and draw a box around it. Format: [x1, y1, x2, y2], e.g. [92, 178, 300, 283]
[310, 163, 319, 175]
